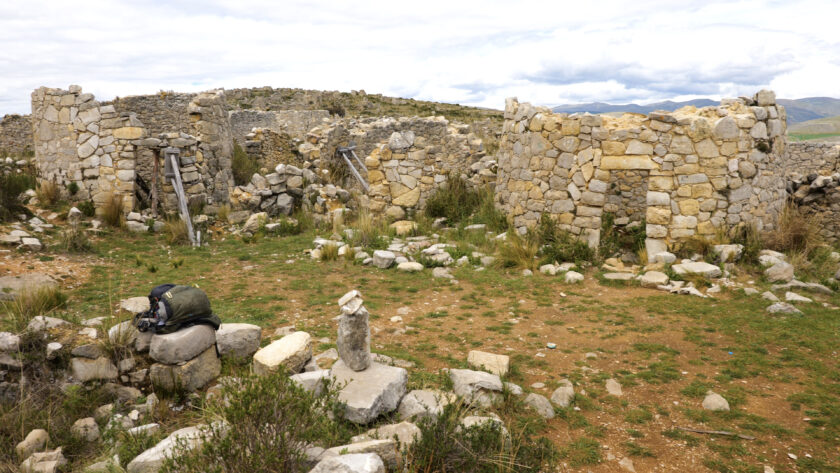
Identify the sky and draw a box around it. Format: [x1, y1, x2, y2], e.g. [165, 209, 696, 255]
[1, 0, 838, 115]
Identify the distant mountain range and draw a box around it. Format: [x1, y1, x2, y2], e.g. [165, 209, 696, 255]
[551, 97, 840, 125]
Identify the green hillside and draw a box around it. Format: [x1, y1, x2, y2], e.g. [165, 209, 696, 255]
[788, 115, 840, 142]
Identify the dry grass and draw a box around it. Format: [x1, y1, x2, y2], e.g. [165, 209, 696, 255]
[763, 202, 823, 254]
[217, 204, 230, 223]
[0, 286, 68, 333]
[35, 179, 59, 206]
[58, 224, 93, 253]
[101, 192, 125, 228]
[320, 243, 339, 261]
[349, 208, 392, 249]
[164, 216, 189, 245]
[497, 230, 539, 270]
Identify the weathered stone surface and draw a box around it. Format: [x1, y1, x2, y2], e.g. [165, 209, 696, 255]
[150, 324, 216, 364]
[27, 315, 69, 332]
[149, 346, 221, 391]
[337, 301, 371, 372]
[290, 369, 330, 395]
[766, 302, 802, 315]
[326, 440, 398, 470]
[397, 261, 423, 272]
[16, 429, 49, 460]
[20, 447, 67, 473]
[126, 425, 209, 473]
[215, 323, 261, 359]
[72, 357, 118, 382]
[372, 250, 395, 269]
[253, 331, 312, 375]
[606, 378, 623, 396]
[702, 391, 730, 411]
[0, 332, 21, 352]
[0, 274, 56, 301]
[550, 379, 575, 407]
[398, 389, 456, 420]
[640, 271, 669, 288]
[449, 368, 503, 406]
[765, 261, 794, 283]
[351, 421, 421, 447]
[120, 297, 150, 314]
[524, 393, 555, 419]
[309, 453, 385, 473]
[672, 261, 722, 278]
[71, 417, 100, 442]
[331, 360, 407, 424]
[467, 350, 510, 376]
[564, 271, 584, 283]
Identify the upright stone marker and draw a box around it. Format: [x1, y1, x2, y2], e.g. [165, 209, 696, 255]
[337, 290, 371, 371]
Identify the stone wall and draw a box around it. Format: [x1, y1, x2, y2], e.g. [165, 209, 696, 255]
[496, 90, 788, 256]
[785, 141, 840, 176]
[108, 92, 195, 137]
[31, 86, 233, 214]
[229, 109, 329, 144]
[303, 116, 484, 197]
[0, 114, 33, 156]
[31, 85, 148, 211]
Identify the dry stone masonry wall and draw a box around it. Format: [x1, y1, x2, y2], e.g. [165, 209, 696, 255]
[31, 86, 234, 215]
[785, 142, 840, 176]
[496, 90, 788, 255]
[0, 114, 33, 156]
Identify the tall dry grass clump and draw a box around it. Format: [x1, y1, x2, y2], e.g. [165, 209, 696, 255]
[763, 202, 822, 254]
[0, 286, 68, 333]
[497, 230, 539, 270]
[165, 216, 189, 245]
[101, 192, 125, 228]
[35, 179, 59, 207]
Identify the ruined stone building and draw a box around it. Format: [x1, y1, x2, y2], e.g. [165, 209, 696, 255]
[7, 84, 840, 252]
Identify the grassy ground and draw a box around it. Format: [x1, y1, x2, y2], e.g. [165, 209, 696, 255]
[788, 132, 840, 142]
[3, 223, 840, 472]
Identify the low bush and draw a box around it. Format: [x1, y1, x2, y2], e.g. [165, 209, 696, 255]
[598, 213, 646, 259]
[348, 208, 391, 249]
[0, 172, 34, 221]
[405, 401, 557, 472]
[232, 142, 259, 186]
[77, 200, 96, 217]
[160, 371, 353, 473]
[217, 204, 230, 223]
[319, 243, 339, 261]
[533, 214, 595, 266]
[425, 175, 480, 224]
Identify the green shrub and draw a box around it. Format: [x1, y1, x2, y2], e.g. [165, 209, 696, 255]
[0, 172, 34, 221]
[160, 371, 353, 473]
[66, 181, 79, 196]
[425, 175, 480, 224]
[232, 142, 259, 186]
[598, 212, 646, 258]
[534, 214, 595, 266]
[405, 402, 557, 473]
[78, 200, 96, 217]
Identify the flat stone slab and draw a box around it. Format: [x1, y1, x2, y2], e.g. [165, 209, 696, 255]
[216, 323, 261, 359]
[351, 421, 421, 448]
[331, 360, 407, 424]
[72, 357, 118, 382]
[602, 272, 635, 281]
[290, 369, 330, 395]
[640, 271, 669, 288]
[0, 273, 57, 301]
[253, 331, 312, 375]
[326, 440, 398, 470]
[467, 350, 510, 376]
[120, 297, 150, 314]
[150, 324, 216, 364]
[672, 261, 722, 278]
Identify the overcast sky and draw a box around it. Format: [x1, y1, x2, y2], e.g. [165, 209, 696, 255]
[1, 0, 838, 115]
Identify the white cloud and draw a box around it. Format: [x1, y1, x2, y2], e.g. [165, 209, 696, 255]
[0, 0, 837, 114]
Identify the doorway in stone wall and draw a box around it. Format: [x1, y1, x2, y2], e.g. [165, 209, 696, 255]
[601, 169, 650, 261]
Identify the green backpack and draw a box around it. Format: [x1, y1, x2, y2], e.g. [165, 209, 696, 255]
[135, 284, 221, 334]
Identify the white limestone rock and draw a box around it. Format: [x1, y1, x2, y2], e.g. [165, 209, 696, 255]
[149, 346, 221, 392]
[398, 389, 456, 420]
[149, 324, 216, 364]
[524, 393, 555, 419]
[449, 368, 503, 407]
[550, 379, 575, 408]
[672, 261, 722, 279]
[215, 323, 261, 359]
[702, 391, 730, 411]
[309, 453, 385, 473]
[467, 350, 510, 376]
[253, 331, 312, 375]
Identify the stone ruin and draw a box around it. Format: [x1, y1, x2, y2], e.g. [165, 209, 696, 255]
[30, 86, 233, 214]
[13, 83, 840, 249]
[497, 90, 789, 256]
